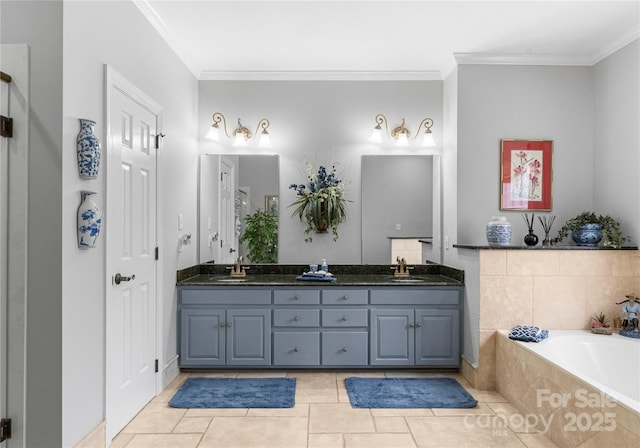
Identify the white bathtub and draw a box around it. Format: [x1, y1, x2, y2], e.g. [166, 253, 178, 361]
[513, 330, 640, 413]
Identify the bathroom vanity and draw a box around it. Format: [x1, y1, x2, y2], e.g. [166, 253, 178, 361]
[176, 264, 464, 370]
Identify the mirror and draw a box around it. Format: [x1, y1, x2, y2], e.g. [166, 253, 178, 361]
[361, 155, 434, 264]
[199, 154, 279, 264]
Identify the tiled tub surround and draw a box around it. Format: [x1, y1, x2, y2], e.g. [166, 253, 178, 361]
[461, 249, 640, 390]
[496, 331, 640, 447]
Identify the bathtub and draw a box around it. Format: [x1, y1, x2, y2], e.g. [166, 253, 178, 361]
[514, 330, 639, 412]
[496, 330, 640, 447]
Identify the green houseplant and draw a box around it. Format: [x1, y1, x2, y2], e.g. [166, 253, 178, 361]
[239, 209, 278, 263]
[289, 162, 349, 243]
[552, 211, 627, 248]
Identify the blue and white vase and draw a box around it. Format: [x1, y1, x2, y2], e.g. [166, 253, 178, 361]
[486, 216, 512, 246]
[77, 118, 101, 178]
[77, 191, 102, 249]
[572, 224, 602, 247]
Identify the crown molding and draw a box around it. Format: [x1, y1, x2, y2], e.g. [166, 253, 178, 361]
[133, 0, 202, 77]
[453, 52, 593, 67]
[590, 24, 640, 65]
[198, 70, 443, 81]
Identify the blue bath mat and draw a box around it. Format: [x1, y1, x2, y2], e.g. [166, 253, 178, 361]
[345, 377, 477, 408]
[169, 377, 296, 408]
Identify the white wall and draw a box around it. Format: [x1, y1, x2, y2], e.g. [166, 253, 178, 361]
[61, 1, 198, 446]
[594, 40, 640, 245]
[198, 80, 443, 264]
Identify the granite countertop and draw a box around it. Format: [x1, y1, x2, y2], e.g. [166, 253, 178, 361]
[454, 243, 639, 250]
[177, 263, 464, 287]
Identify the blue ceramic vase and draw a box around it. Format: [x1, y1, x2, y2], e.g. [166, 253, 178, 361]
[486, 216, 512, 246]
[77, 118, 101, 178]
[571, 224, 602, 247]
[77, 191, 102, 248]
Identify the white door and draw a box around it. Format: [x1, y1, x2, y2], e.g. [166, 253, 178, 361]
[0, 68, 8, 446]
[105, 67, 160, 443]
[219, 156, 236, 264]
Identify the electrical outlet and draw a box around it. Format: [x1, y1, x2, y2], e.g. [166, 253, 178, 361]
[178, 214, 184, 230]
[395, 223, 401, 230]
[445, 236, 450, 250]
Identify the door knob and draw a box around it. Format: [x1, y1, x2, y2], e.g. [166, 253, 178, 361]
[114, 273, 135, 285]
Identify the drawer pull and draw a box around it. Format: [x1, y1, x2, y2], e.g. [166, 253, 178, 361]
[294, 316, 300, 321]
[341, 295, 348, 301]
[293, 295, 299, 301]
[294, 347, 300, 352]
[341, 316, 348, 321]
[342, 347, 348, 352]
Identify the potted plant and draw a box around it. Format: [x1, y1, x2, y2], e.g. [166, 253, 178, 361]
[552, 211, 627, 248]
[591, 312, 612, 335]
[289, 161, 349, 243]
[238, 209, 278, 263]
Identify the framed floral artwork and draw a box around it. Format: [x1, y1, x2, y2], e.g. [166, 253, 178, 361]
[500, 139, 553, 211]
[265, 195, 279, 215]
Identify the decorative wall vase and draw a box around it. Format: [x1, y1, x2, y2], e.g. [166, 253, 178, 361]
[77, 191, 102, 248]
[76, 118, 101, 178]
[486, 216, 512, 246]
[524, 230, 539, 246]
[571, 224, 602, 247]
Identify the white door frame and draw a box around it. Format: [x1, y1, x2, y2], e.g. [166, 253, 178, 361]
[0, 44, 29, 448]
[104, 65, 163, 442]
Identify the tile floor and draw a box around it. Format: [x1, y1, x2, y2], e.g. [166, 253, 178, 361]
[110, 370, 559, 448]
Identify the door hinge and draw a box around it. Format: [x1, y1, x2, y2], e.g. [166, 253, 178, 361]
[0, 418, 12, 442]
[0, 115, 13, 138]
[155, 133, 165, 149]
[155, 359, 159, 373]
[155, 246, 159, 260]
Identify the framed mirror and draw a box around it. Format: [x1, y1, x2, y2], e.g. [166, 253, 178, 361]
[199, 154, 279, 264]
[361, 155, 434, 264]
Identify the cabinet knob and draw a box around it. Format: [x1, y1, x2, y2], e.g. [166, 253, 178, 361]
[293, 295, 299, 301]
[409, 323, 415, 328]
[293, 316, 300, 321]
[219, 323, 226, 328]
[341, 316, 348, 321]
[226, 322, 232, 328]
[416, 322, 422, 328]
[293, 347, 300, 352]
[342, 347, 348, 352]
[341, 295, 348, 301]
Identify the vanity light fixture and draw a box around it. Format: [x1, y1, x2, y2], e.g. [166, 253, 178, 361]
[206, 112, 271, 148]
[368, 114, 435, 148]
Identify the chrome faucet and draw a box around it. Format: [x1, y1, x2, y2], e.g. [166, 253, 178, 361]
[227, 256, 249, 277]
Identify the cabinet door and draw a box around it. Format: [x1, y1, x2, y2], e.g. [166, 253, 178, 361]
[369, 309, 414, 365]
[415, 308, 460, 367]
[226, 309, 271, 366]
[180, 308, 225, 367]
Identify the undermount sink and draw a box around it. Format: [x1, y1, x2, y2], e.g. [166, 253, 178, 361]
[209, 277, 249, 283]
[389, 277, 427, 283]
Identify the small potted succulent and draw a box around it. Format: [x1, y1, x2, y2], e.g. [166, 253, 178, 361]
[591, 312, 612, 335]
[552, 211, 627, 248]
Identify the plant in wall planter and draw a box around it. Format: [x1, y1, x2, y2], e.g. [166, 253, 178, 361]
[239, 209, 278, 263]
[289, 161, 349, 243]
[552, 211, 627, 248]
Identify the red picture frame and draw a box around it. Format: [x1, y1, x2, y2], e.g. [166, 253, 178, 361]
[500, 139, 553, 211]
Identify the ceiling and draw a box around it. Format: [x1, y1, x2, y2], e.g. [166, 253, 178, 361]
[136, 0, 640, 80]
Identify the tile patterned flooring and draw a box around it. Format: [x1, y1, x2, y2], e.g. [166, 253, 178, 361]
[110, 370, 559, 448]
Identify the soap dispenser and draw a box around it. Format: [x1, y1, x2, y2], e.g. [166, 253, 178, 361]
[320, 259, 328, 273]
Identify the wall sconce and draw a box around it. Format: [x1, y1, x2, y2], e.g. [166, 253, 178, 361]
[368, 114, 435, 148]
[206, 112, 271, 148]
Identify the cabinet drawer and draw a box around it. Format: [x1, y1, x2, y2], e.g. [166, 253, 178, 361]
[273, 309, 320, 327]
[370, 288, 461, 305]
[180, 288, 271, 305]
[322, 332, 368, 365]
[322, 309, 368, 327]
[322, 289, 368, 305]
[273, 331, 320, 365]
[274, 289, 320, 305]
